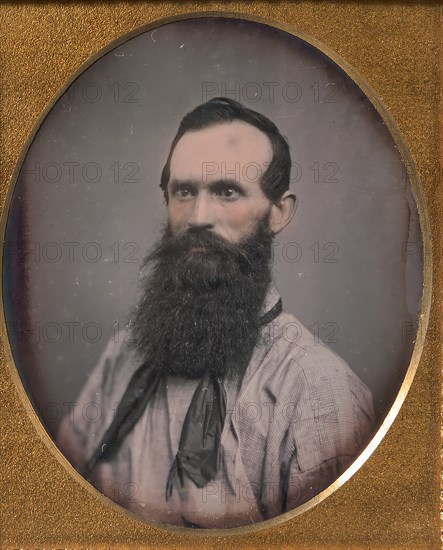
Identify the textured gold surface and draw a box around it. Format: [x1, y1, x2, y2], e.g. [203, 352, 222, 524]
[0, 2, 441, 549]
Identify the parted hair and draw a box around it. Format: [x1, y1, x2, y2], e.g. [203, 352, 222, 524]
[160, 97, 291, 203]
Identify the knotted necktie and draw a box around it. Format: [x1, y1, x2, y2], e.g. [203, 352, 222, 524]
[84, 298, 283, 495]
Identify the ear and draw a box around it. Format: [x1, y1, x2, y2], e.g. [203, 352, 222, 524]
[269, 191, 296, 234]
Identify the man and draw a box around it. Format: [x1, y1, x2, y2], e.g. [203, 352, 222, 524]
[57, 97, 374, 529]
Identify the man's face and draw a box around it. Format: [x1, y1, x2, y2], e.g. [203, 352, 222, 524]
[167, 121, 274, 244]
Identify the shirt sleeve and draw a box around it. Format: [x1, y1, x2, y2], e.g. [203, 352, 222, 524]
[282, 368, 375, 512]
[56, 336, 130, 470]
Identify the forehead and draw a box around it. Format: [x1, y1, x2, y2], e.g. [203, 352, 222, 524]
[169, 121, 273, 181]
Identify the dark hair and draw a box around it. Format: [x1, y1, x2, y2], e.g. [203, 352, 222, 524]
[160, 97, 291, 203]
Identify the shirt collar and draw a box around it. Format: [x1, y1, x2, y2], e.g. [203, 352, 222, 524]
[260, 284, 282, 318]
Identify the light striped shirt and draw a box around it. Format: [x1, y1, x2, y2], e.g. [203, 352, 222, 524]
[57, 286, 375, 528]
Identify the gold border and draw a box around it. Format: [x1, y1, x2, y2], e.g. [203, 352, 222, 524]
[0, 6, 439, 546]
[0, 7, 433, 538]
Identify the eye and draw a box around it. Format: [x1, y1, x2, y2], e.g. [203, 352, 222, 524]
[172, 184, 196, 200]
[215, 184, 241, 201]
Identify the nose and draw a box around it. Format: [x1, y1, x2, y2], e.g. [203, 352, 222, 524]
[187, 192, 215, 230]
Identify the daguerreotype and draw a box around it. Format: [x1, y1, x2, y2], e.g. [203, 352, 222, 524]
[1, 8, 436, 541]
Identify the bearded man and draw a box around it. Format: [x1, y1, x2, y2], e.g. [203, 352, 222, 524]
[57, 97, 374, 529]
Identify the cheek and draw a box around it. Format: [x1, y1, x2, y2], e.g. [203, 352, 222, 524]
[222, 202, 269, 234]
[167, 202, 190, 229]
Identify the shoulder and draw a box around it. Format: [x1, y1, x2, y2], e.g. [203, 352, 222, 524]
[89, 330, 141, 401]
[258, 311, 370, 400]
[56, 330, 140, 465]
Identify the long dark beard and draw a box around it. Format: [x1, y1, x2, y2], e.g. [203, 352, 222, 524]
[127, 217, 274, 379]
